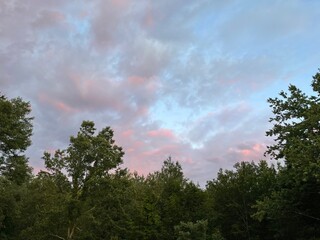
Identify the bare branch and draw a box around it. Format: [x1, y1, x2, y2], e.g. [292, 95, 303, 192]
[50, 234, 65, 240]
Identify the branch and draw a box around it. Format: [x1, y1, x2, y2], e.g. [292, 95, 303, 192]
[293, 211, 320, 221]
[50, 234, 65, 240]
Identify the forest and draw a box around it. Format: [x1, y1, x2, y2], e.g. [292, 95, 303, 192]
[1, 71, 320, 240]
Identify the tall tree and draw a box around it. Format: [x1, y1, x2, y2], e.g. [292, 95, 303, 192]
[0, 94, 33, 239]
[256, 70, 320, 239]
[0, 95, 33, 184]
[143, 158, 206, 240]
[42, 121, 124, 240]
[147, 158, 186, 240]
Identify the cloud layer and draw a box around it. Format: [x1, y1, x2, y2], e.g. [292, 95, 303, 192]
[1, 0, 320, 185]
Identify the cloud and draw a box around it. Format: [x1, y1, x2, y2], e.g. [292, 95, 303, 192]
[147, 129, 176, 139]
[2, 0, 320, 186]
[32, 9, 67, 29]
[119, 36, 173, 78]
[38, 93, 77, 113]
[187, 102, 252, 144]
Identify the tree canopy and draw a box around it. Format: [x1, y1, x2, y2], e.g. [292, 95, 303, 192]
[255, 71, 320, 239]
[40, 121, 125, 239]
[0, 94, 33, 184]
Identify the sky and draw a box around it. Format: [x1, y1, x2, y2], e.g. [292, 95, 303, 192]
[1, 0, 320, 186]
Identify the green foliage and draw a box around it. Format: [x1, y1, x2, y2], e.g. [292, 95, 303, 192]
[175, 220, 208, 240]
[181, 181, 207, 222]
[139, 159, 179, 239]
[146, 158, 188, 239]
[0, 177, 18, 239]
[41, 121, 125, 239]
[210, 229, 225, 240]
[257, 70, 320, 239]
[206, 161, 277, 240]
[43, 121, 124, 193]
[0, 95, 33, 156]
[0, 94, 34, 239]
[0, 95, 33, 184]
[16, 173, 70, 240]
[3, 155, 32, 185]
[82, 169, 139, 240]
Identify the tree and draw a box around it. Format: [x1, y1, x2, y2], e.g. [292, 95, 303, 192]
[147, 158, 187, 240]
[256, 70, 320, 239]
[174, 220, 208, 240]
[0, 95, 33, 238]
[138, 158, 207, 240]
[0, 177, 19, 239]
[180, 181, 207, 224]
[81, 168, 140, 240]
[0, 95, 33, 184]
[42, 121, 124, 240]
[206, 161, 277, 240]
[16, 172, 70, 240]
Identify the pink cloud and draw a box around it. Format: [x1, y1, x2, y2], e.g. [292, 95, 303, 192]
[228, 143, 266, 162]
[142, 144, 176, 157]
[54, 101, 75, 113]
[125, 147, 174, 176]
[38, 93, 77, 113]
[32, 166, 44, 175]
[65, 73, 158, 117]
[240, 149, 251, 156]
[127, 75, 160, 92]
[252, 143, 264, 153]
[121, 129, 134, 138]
[68, 73, 95, 97]
[143, 4, 154, 28]
[138, 106, 149, 116]
[147, 129, 176, 139]
[67, 72, 127, 112]
[112, 124, 193, 178]
[128, 76, 146, 85]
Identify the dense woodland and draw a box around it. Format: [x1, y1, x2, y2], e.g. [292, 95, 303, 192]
[1, 71, 320, 240]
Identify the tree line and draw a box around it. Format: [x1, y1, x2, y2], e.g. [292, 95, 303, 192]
[1, 71, 320, 239]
